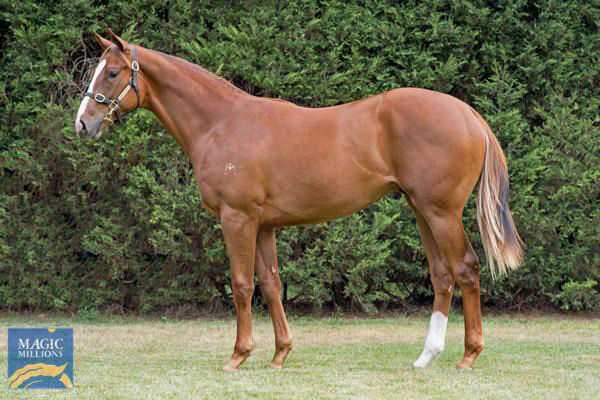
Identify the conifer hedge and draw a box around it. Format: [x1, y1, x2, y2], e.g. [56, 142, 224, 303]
[1, 1, 598, 313]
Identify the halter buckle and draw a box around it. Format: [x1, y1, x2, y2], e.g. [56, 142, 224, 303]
[94, 93, 106, 103]
[131, 60, 140, 71]
[108, 100, 119, 113]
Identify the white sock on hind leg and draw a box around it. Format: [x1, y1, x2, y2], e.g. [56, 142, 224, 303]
[413, 311, 448, 368]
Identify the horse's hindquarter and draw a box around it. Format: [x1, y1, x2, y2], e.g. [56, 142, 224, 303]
[381, 88, 486, 209]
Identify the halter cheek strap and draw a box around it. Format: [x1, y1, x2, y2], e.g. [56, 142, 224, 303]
[84, 46, 140, 123]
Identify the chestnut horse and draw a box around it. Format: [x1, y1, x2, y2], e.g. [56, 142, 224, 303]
[75, 31, 523, 371]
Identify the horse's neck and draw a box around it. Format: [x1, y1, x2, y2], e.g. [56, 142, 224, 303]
[139, 48, 244, 156]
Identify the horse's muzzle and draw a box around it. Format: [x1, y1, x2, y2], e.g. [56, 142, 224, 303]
[75, 117, 102, 139]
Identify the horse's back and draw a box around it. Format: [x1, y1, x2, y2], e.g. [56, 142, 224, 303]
[201, 88, 487, 225]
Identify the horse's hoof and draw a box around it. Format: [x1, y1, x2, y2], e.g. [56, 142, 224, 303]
[412, 350, 435, 368]
[455, 360, 474, 369]
[456, 349, 480, 369]
[222, 363, 239, 372]
[270, 344, 292, 369]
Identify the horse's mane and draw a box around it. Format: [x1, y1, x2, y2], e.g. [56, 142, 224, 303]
[151, 49, 247, 96]
[144, 48, 300, 107]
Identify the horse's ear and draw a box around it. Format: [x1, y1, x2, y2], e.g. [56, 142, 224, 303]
[94, 32, 113, 49]
[106, 28, 127, 52]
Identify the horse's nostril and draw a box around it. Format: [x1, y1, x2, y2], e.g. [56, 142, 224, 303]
[80, 119, 87, 133]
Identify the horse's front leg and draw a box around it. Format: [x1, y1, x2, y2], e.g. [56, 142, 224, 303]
[255, 228, 293, 368]
[220, 207, 258, 371]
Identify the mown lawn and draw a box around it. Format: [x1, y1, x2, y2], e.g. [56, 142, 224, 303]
[0, 313, 598, 399]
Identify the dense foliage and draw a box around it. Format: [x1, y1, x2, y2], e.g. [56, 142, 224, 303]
[1, 0, 598, 314]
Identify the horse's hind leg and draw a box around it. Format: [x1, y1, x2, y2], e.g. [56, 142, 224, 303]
[422, 209, 484, 369]
[255, 228, 293, 368]
[408, 201, 455, 368]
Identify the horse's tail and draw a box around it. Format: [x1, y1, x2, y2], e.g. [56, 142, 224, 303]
[476, 116, 523, 278]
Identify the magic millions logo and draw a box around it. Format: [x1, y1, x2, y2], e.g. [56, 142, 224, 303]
[7, 328, 74, 389]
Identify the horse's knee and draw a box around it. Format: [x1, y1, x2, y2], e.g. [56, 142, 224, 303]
[454, 251, 480, 289]
[232, 279, 255, 303]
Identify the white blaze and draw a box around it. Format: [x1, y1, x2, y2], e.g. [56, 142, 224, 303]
[413, 311, 448, 368]
[75, 59, 106, 131]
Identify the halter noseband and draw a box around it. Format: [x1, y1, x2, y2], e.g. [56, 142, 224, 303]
[84, 46, 140, 123]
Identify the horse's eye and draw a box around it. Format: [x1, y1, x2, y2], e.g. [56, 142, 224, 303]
[108, 70, 119, 79]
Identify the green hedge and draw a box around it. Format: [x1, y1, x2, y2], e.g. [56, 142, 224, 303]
[1, 0, 598, 314]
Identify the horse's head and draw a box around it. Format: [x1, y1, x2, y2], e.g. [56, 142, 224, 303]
[75, 30, 144, 139]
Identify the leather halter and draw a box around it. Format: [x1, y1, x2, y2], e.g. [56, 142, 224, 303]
[84, 46, 140, 123]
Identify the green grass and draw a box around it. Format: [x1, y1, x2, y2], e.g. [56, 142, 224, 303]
[0, 313, 598, 399]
